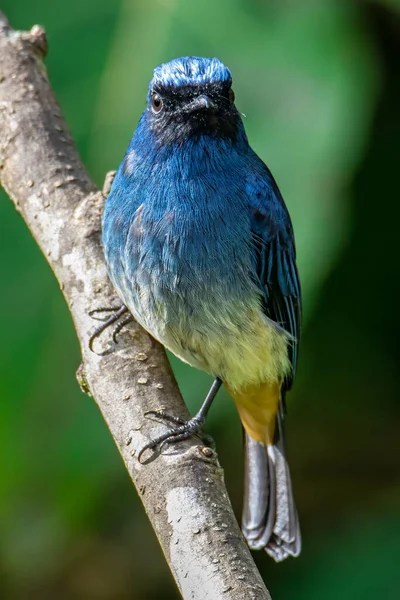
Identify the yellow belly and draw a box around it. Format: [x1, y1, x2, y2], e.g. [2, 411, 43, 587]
[167, 305, 291, 387]
[163, 304, 291, 444]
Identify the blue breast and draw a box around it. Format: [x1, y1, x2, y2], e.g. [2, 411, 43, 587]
[102, 116, 261, 336]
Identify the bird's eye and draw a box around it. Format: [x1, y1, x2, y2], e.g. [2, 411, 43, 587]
[151, 93, 163, 113]
[229, 89, 235, 102]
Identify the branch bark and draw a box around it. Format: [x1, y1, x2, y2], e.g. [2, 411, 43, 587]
[0, 12, 271, 600]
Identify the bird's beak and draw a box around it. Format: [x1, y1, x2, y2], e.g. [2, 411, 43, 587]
[185, 95, 216, 113]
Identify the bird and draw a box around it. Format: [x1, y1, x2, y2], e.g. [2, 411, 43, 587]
[101, 56, 302, 561]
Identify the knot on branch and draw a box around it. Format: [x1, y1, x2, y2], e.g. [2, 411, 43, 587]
[76, 363, 92, 396]
[102, 170, 117, 197]
[179, 443, 221, 469]
[29, 25, 48, 58]
[0, 11, 10, 34]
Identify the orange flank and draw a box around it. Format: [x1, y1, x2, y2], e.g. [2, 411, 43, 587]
[225, 380, 281, 445]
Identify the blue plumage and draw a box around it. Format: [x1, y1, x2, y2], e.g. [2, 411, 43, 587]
[151, 56, 232, 90]
[102, 56, 301, 560]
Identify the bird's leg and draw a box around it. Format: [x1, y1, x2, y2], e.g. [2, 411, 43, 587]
[138, 377, 222, 462]
[89, 304, 133, 351]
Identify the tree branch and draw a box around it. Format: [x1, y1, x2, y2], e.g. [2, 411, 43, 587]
[0, 12, 271, 600]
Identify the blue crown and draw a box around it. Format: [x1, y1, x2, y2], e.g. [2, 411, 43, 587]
[150, 56, 232, 90]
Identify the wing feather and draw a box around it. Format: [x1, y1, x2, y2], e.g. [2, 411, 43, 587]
[247, 167, 301, 391]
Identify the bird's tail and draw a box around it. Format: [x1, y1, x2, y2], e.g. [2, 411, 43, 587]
[242, 410, 301, 561]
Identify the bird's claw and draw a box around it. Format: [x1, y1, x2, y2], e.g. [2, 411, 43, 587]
[138, 411, 210, 463]
[144, 409, 188, 426]
[88, 304, 133, 352]
[88, 305, 123, 321]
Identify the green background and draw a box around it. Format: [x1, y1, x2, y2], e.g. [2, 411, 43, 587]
[1, 1, 399, 598]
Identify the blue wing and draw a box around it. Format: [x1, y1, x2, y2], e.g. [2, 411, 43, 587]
[246, 159, 301, 390]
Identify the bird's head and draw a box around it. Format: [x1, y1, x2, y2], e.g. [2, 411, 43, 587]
[146, 56, 240, 145]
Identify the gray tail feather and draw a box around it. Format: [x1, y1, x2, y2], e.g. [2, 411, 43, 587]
[242, 413, 301, 561]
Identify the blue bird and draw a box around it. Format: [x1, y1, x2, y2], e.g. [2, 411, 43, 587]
[102, 56, 301, 561]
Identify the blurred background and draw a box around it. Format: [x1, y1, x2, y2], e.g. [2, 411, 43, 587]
[1, 0, 399, 598]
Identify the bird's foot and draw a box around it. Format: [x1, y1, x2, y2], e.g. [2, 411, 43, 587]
[138, 410, 214, 463]
[89, 304, 133, 352]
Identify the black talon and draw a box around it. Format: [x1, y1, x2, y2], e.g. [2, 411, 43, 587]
[89, 305, 131, 351]
[89, 305, 126, 320]
[138, 377, 223, 463]
[158, 426, 202, 453]
[144, 410, 187, 426]
[112, 315, 135, 344]
[138, 417, 205, 463]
